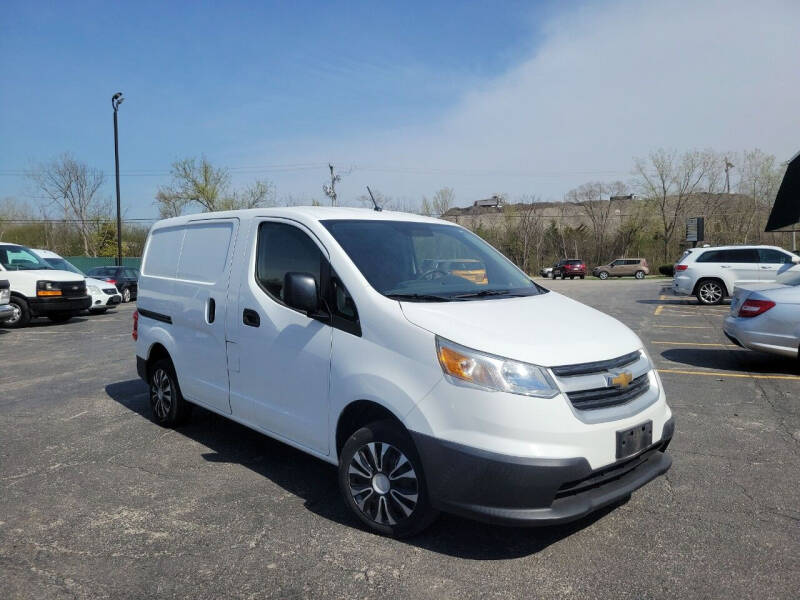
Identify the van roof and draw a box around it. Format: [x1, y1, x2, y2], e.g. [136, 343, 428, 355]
[150, 206, 450, 230]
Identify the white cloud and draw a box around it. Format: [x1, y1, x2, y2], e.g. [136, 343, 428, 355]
[250, 0, 800, 207]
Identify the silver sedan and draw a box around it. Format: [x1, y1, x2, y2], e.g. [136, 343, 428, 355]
[723, 272, 800, 359]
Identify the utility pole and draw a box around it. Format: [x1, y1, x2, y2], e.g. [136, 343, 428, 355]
[323, 163, 341, 206]
[724, 157, 734, 194]
[112, 92, 125, 266]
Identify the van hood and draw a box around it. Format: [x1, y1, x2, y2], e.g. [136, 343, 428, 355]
[3, 269, 85, 282]
[399, 291, 642, 367]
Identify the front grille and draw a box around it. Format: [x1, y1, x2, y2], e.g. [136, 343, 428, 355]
[567, 373, 650, 411]
[60, 282, 86, 297]
[552, 350, 640, 377]
[555, 445, 664, 499]
[103, 288, 117, 295]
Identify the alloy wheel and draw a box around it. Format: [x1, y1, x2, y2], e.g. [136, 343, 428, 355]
[150, 368, 173, 420]
[699, 281, 723, 304]
[347, 442, 419, 526]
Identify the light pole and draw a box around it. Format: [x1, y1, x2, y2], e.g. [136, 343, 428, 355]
[112, 92, 124, 266]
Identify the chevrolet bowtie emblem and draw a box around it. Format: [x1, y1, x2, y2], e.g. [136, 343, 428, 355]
[608, 371, 633, 388]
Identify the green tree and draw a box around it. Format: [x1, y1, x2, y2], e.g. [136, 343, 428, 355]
[155, 156, 275, 217]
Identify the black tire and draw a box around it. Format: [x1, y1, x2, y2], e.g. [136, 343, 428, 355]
[48, 313, 73, 323]
[122, 288, 131, 303]
[598, 271, 609, 280]
[148, 359, 192, 426]
[695, 279, 725, 305]
[580, 275, 585, 279]
[3, 296, 31, 328]
[634, 270, 645, 280]
[338, 419, 438, 538]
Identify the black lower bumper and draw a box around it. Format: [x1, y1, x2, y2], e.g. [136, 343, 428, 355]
[410, 417, 674, 526]
[28, 295, 92, 316]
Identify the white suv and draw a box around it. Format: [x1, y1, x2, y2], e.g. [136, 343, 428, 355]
[134, 207, 673, 537]
[673, 245, 800, 305]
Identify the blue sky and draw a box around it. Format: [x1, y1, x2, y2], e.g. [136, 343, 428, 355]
[2, 0, 799, 219]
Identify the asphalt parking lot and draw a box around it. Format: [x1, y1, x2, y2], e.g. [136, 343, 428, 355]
[2, 280, 799, 599]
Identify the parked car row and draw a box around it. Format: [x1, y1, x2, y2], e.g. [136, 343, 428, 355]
[0, 241, 138, 328]
[539, 257, 649, 280]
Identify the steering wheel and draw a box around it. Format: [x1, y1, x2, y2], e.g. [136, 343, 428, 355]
[418, 269, 449, 281]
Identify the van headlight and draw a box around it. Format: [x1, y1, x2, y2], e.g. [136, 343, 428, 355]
[436, 336, 559, 398]
[87, 285, 100, 294]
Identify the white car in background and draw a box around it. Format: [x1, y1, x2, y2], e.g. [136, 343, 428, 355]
[32, 249, 122, 313]
[673, 245, 800, 305]
[723, 270, 800, 359]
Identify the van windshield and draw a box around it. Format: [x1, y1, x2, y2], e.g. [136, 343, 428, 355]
[0, 244, 53, 271]
[322, 220, 542, 301]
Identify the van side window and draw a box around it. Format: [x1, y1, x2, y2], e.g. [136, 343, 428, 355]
[256, 222, 322, 302]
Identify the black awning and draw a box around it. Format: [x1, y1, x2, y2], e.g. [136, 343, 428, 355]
[766, 150, 800, 232]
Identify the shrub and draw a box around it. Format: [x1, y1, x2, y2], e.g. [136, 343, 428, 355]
[658, 265, 674, 277]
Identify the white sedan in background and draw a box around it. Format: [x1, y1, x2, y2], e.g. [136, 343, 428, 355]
[31, 249, 122, 314]
[724, 270, 800, 359]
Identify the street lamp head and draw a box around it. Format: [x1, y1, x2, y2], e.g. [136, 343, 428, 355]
[112, 92, 124, 110]
[112, 92, 122, 100]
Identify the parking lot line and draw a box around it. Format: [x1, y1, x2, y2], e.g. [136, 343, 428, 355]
[658, 368, 800, 381]
[656, 309, 715, 317]
[654, 305, 664, 315]
[652, 324, 713, 329]
[652, 341, 737, 348]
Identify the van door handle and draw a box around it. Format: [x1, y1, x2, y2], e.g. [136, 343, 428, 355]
[207, 298, 216, 323]
[243, 308, 260, 327]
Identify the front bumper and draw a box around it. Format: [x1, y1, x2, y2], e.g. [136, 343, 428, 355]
[410, 417, 674, 526]
[0, 304, 14, 321]
[27, 295, 92, 316]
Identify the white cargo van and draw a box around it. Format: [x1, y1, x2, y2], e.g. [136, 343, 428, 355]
[0, 242, 91, 327]
[134, 207, 673, 537]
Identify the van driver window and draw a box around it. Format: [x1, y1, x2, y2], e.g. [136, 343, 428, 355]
[256, 222, 322, 302]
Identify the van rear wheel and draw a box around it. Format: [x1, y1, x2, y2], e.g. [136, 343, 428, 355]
[149, 359, 192, 426]
[338, 420, 438, 538]
[634, 270, 645, 280]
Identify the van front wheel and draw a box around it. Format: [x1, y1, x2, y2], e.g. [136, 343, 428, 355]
[338, 420, 438, 538]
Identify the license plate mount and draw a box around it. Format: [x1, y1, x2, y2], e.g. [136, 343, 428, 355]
[616, 420, 653, 459]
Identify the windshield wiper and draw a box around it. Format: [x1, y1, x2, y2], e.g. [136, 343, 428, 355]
[452, 289, 526, 299]
[386, 293, 454, 302]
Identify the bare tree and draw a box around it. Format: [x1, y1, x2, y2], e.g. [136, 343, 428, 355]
[634, 149, 710, 261]
[506, 196, 543, 274]
[434, 187, 455, 215]
[155, 156, 274, 217]
[567, 181, 628, 264]
[29, 153, 108, 256]
[735, 149, 783, 243]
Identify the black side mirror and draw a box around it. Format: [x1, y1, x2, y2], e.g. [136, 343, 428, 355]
[283, 272, 319, 314]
